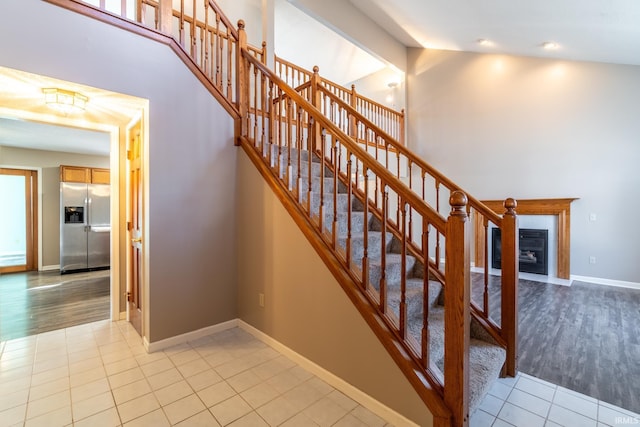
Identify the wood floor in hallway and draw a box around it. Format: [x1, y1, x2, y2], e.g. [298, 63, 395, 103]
[0, 270, 110, 342]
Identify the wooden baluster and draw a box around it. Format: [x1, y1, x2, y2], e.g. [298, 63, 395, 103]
[136, 0, 142, 24]
[408, 160, 413, 240]
[444, 191, 470, 427]
[203, 1, 209, 75]
[253, 66, 258, 141]
[190, 0, 196, 58]
[361, 167, 369, 290]
[286, 97, 293, 190]
[319, 129, 326, 231]
[235, 20, 247, 146]
[260, 73, 266, 153]
[349, 84, 357, 141]
[379, 186, 388, 312]
[483, 217, 490, 317]
[296, 105, 303, 201]
[421, 217, 430, 368]
[215, 15, 221, 88]
[332, 142, 339, 248]
[306, 117, 314, 214]
[179, 0, 185, 46]
[261, 41, 267, 65]
[400, 201, 407, 339]
[346, 153, 353, 269]
[267, 80, 274, 163]
[400, 109, 405, 145]
[501, 198, 518, 376]
[435, 180, 441, 269]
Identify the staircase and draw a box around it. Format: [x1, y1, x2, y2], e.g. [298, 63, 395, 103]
[275, 144, 507, 414]
[44, 1, 520, 425]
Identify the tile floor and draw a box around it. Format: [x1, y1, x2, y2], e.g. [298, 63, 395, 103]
[2, 318, 639, 427]
[470, 372, 640, 427]
[0, 320, 394, 427]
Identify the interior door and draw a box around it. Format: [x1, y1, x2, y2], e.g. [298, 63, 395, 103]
[127, 119, 143, 336]
[0, 168, 37, 273]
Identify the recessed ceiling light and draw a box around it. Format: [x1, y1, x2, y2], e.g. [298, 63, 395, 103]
[477, 38, 493, 47]
[542, 41, 559, 50]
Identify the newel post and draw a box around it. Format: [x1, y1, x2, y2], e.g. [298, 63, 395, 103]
[400, 109, 406, 146]
[444, 191, 470, 427]
[501, 198, 518, 376]
[235, 20, 248, 146]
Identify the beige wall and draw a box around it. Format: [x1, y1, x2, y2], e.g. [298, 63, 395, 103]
[407, 49, 640, 283]
[0, 146, 109, 267]
[1, 0, 238, 343]
[235, 150, 433, 426]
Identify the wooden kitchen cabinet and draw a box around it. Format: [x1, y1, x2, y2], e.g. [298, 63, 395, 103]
[60, 165, 110, 184]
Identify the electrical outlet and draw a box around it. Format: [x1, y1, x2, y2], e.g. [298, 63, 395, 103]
[259, 293, 265, 307]
[589, 256, 596, 264]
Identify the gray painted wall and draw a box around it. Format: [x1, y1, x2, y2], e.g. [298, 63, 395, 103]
[0, 0, 238, 342]
[0, 146, 109, 267]
[406, 48, 640, 283]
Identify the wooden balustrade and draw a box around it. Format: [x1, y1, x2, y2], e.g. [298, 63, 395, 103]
[275, 57, 405, 146]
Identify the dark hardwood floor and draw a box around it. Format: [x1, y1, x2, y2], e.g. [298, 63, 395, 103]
[1, 268, 637, 414]
[472, 272, 640, 414]
[0, 269, 110, 341]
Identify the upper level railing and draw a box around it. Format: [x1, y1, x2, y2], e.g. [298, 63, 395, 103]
[275, 56, 405, 147]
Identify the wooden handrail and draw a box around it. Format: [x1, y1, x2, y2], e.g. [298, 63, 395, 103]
[275, 56, 405, 146]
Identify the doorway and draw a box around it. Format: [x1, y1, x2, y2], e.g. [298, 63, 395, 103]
[0, 168, 37, 273]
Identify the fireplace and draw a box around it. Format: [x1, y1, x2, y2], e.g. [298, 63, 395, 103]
[492, 228, 549, 275]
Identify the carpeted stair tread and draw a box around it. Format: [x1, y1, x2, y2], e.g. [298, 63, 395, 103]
[469, 339, 506, 413]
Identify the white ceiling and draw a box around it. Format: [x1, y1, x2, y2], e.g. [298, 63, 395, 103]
[348, 0, 640, 66]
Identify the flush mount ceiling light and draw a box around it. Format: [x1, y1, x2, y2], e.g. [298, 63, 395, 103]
[542, 41, 559, 50]
[43, 88, 88, 115]
[477, 38, 493, 47]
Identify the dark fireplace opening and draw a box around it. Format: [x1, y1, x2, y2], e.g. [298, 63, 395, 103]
[492, 228, 549, 275]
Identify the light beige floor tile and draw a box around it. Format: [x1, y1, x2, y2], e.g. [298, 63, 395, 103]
[265, 369, 304, 394]
[303, 396, 349, 426]
[28, 377, 69, 402]
[350, 406, 388, 427]
[497, 402, 545, 427]
[173, 409, 221, 426]
[0, 403, 26, 427]
[116, 393, 160, 424]
[280, 412, 321, 427]
[112, 379, 152, 405]
[163, 394, 208, 425]
[154, 380, 194, 406]
[26, 390, 70, 420]
[197, 381, 237, 408]
[69, 356, 103, 375]
[282, 382, 325, 412]
[326, 390, 358, 412]
[332, 413, 368, 427]
[71, 377, 111, 403]
[168, 349, 201, 367]
[122, 408, 170, 427]
[72, 391, 115, 421]
[102, 349, 135, 366]
[256, 396, 299, 426]
[204, 351, 235, 368]
[30, 365, 69, 387]
[105, 356, 139, 376]
[24, 405, 71, 427]
[68, 348, 101, 365]
[70, 366, 107, 388]
[135, 351, 169, 366]
[146, 367, 183, 390]
[140, 358, 174, 377]
[209, 395, 252, 426]
[227, 410, 270, 427]
[0, 388, 29, 412]
[547, 404, 597, 427]
[185, 369, 223, 392]
[32, 356, 67, 375]
[227, 370, 263, 393]
[108, 367, 145, 389]
[240, 382, 281, 409]
[73, 407, 121, 427]
[177, 358, 211, 378]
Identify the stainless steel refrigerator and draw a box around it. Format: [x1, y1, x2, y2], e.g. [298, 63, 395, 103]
[60, 182, 111, 274]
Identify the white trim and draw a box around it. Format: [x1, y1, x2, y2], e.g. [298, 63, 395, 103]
[238, 320, 420, 427]
[144, 319, 238, 353]
[41, 264, 60, 272]
[570, 275, 640, 290]
[119, 311, 127, 321]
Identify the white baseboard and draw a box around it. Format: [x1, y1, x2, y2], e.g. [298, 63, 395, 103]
[145, 319, 238, 353]
[570, 275, 640, 290]
[238, 320, 420, 427]
[41, 264, 60, 272]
